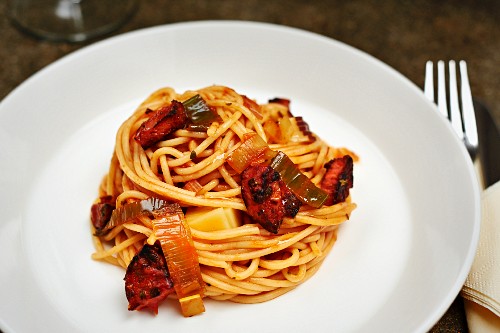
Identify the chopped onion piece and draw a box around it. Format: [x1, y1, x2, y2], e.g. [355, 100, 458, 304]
[270, 151, 328, 208]
[279, 116, 294, 142]
[263, 120, 282, 143]
[227, 133, 277, 173]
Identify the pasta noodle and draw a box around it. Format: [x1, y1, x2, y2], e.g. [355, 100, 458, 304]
[90, 85, 357, 306]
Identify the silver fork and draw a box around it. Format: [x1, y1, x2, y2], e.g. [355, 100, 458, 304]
[424, 60, 479, 160]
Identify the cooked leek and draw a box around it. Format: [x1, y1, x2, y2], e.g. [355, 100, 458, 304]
[152, 203, 206, 317]
[270, 151, 328, 208]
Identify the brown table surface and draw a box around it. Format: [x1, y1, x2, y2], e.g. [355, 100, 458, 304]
[1, 1, 499, 332]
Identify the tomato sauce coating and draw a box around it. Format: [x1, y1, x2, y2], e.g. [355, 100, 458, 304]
[320, 155, 354, 206]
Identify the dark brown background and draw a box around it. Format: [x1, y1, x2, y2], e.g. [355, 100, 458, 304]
[1, 1, 499, 332]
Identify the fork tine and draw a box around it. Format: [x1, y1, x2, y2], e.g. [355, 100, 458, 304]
[437, 61, 449, 118]
[448, 61, 464, 140]
[424, 61, 434, 102]
[459, 61, 479, 152]
[424, 60, 478, 160]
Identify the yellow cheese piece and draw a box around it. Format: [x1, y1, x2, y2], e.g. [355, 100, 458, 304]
[185, 207, 241, 231]
[223, 207, 241, 229]
[179, 294, 205, 317]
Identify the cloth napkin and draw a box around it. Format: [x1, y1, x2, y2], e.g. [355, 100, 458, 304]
[461, 180, 500, 332]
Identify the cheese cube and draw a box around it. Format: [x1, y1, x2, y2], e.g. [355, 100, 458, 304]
[185, 207, 241, 231]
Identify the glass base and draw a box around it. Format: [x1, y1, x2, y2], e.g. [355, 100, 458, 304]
[9, 0, 138, 42]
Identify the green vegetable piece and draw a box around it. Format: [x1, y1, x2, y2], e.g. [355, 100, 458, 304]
[183, 94, 221, 128]
[270, 151, 328, 208]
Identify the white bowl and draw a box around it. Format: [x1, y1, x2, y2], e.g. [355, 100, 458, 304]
[0, 21, 480, 333]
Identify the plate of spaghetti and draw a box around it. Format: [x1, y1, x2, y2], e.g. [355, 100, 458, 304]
[0, 21, 480, 333]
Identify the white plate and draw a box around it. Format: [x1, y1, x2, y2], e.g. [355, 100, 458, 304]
[0, 21, 480, 333]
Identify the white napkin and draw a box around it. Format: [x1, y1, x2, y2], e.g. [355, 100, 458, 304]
[461, 180, 500, 332]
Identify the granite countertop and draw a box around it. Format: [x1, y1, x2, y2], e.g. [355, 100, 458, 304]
[1, 1, 499, 332]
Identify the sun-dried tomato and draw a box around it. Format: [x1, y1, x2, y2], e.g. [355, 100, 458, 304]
[124, 242, 174, 314]
[320, 155, 354, 206]
[134, 100, 188, 149]
[241, 165, 301, 234]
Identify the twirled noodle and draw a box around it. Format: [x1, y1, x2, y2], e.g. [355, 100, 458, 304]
[91, 85, 358, 304]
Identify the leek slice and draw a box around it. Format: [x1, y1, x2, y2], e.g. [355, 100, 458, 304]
[152, 203, 206, 317]
[100, 197, 168, 234]
[270, 151, 328, 208]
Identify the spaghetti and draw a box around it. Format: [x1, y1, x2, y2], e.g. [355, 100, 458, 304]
[90, 85, 357, 310]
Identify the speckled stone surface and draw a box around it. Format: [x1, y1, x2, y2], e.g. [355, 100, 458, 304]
[2, 0, 499, 127]
[1, 1, 499, 332]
